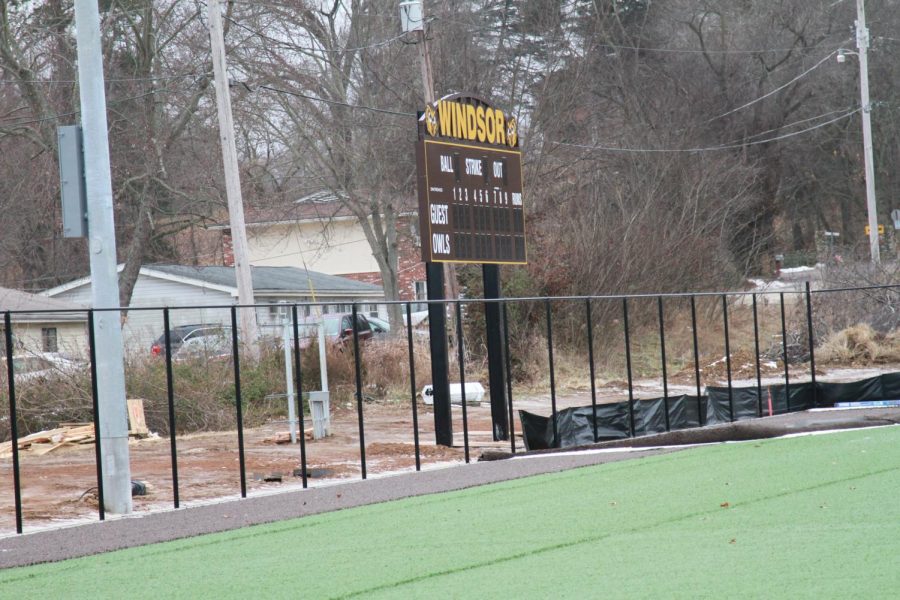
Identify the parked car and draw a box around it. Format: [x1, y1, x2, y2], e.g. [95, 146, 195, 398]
[367, 316, 390, 338]
[150, 325, 232, 358]
[171, 331, 233, 363]
[297, 313, 374, 348]
[1, 352, 85, 384]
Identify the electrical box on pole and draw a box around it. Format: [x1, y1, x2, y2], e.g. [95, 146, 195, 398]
[57, 126, 89, 238]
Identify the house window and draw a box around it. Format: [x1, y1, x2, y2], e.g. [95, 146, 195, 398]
[42, 328, 58, 353]
[414, 281, 427, 312]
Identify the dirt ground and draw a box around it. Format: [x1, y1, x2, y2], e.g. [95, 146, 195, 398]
[2, 363, 898, 535]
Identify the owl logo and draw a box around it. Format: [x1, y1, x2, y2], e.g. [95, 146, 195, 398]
[424, 104, 438, 137]
[506, 117, 518, 147]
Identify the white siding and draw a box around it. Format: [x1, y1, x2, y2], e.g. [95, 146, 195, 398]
[51, 275, 385, 356]
[248, 220, 379, 275]
[52, 277, 235, 353]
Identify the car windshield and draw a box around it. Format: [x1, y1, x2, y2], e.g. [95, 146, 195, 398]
[323, 317, 341, 336]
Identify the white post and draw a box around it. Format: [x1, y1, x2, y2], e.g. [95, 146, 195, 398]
[73, 0, 132, 514]
[317, 315, 328, 392]
[207, 0, 261, 351]
[857, 0, 880, 265]
[282, 312, 296, 444]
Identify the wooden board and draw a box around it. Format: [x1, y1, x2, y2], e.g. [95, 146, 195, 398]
[127, 399, 149, 436]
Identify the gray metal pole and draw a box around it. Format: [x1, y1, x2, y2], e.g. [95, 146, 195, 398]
[857, 0, 880, 265]
[208, 0, 260, 352]
[73, 0, 132, 514]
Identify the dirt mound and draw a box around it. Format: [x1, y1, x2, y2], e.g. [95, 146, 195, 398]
[365, 442, 462, 460]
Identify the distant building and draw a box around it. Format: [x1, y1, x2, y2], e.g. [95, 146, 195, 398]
[210, 191, 428, 307]
[42, 265, 384, 352]
[0, 286, 88, 357]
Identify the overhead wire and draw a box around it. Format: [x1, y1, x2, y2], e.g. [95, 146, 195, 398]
[552, 108, 861, 154]
[705, 48, 844, 123]
[0, 87, 177, 128]
[257, 83, 416, 117]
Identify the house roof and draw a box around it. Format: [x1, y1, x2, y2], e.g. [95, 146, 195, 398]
[0, 286, 87, 322]
[43, 265, 383, 300]
[211, 190, 417, 229]
[147, 265, 382, 296]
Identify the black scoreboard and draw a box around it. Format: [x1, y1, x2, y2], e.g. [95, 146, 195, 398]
[416, 139, 526, 264]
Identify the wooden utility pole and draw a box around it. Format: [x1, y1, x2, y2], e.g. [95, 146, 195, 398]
[856, 0, 880, 265]
[208, 0, 260, 353]
[414, 5, 460, 328]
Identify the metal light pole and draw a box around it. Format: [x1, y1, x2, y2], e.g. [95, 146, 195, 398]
[73, 0, 132, 514]
[856, 0, 881, 265]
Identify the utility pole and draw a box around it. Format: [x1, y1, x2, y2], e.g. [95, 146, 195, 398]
[413, 8, 460, 314]
[856, 0, 880, 265]
[73, 0, 132, 514]
[403, 0, 452, 445]
[208, 0, 260, 352]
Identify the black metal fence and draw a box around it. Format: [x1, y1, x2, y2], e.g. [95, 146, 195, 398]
[2, 281, 899, 534]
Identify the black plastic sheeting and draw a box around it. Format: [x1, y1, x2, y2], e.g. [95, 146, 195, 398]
[519, 372, 900, 450]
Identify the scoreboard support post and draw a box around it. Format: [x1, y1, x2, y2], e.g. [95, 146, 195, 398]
[426, 262, 454, 446]
[483, 264, 509, 440]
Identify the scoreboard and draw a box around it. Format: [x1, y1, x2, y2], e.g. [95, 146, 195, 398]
[416, 139, 526, 264]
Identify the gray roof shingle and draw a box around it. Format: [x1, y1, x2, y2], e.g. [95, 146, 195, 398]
[148, 265, 382, 295]
[0, 287, 87, 321]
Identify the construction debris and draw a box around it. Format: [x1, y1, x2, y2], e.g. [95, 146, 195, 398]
[0, 406, 152, 459]
[0, 424, 95, 459]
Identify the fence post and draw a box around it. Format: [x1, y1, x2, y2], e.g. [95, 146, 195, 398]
[229, 307, 247, 497]
[780, 293, 791, 413]
[502, 302, 516, 454]
[722, 295, 734, 422]
[291, 305, 309, 488]
[805, 282, 818, 407]
[586, 299, 599, 443]
[351, 304, 367, 479]
[162, 308, 179, 508]
[623, 298, 636, 437]
[4, 312, 23, 533]
[406, 303, 421, 471]
[657, 296, 670, 432]
[86, 310, 105, 522]
[545, 299, 558, 446]
[690, 296, 703, 426]
[752, 294, 763, 418]
[455, 301, 470, 463]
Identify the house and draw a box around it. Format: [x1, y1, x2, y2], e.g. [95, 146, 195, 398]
[211, 191, 428, 307]
[0, 287, 89, 357]
[42, 265, 385, 353]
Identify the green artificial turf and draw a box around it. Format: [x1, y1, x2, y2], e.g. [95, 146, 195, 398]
[2, 426, 899, 599]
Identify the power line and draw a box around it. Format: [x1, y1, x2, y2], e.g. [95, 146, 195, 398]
[726, 106, 858, 144]
[0, 88, 174, 128]
[552, 108, 860, 154]
[705, 49, 843, 123]
[0, 71, 211, 85]
[258, 84, 416, 117]
[222, 12, 423, 54]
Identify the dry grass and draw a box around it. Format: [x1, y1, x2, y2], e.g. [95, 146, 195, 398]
[816, 324, 900, 366]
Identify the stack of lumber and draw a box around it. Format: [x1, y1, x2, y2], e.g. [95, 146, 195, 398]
[0, 400, 150, 459]
[0, 424, 95, 458]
